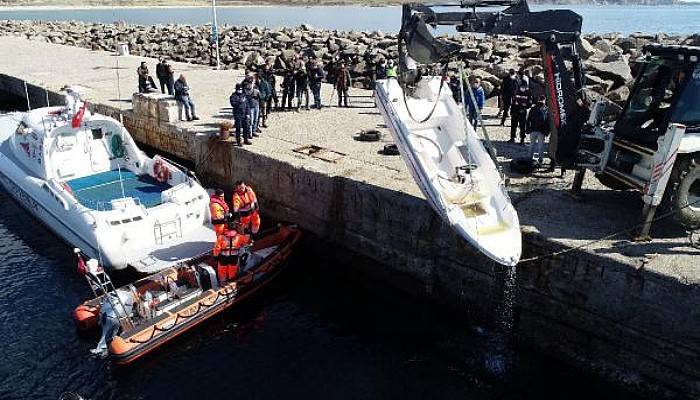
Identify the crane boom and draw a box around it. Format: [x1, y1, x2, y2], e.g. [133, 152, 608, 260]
[399, 0, 591, 166]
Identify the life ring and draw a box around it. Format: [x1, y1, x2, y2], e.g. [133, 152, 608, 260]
[153, 158, 171, 183]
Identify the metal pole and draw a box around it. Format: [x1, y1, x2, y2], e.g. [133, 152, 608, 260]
[211, 0, 221, 70]
[45, 88, 50, 107]
[23, 80, 31, 110]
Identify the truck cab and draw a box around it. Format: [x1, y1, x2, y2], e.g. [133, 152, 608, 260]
[592, 45, 700, 229]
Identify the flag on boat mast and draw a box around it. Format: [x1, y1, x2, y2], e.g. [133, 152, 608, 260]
[211, 0, 221, 70]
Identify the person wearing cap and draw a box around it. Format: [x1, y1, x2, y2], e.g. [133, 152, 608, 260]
[209, 189, 229, 235]
[229, 83, 251, 146]
[212, 221, 251, 284]
[527, 94, 551, 167]
[334, 62, 352, 107]
[509, 81, 532, 144]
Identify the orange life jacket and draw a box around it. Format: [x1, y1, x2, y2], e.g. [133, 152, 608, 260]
[232, 187, 258, 217]
[209, 195, 229, 224]
[213, 230, 250, 259]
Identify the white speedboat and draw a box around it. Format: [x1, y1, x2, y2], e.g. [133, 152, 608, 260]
[375, 77, 521, 266]
[0, 93, 215, 272]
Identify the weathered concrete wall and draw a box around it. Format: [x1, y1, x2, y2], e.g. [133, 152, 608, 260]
[192, 136, 700, 398]
[2, 69, 699, 399]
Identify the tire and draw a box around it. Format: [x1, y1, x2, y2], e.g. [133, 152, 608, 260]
[596, 173, 631, 191]
[664, 154, 700, 229]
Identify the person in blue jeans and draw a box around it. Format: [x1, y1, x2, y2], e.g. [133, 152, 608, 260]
[526, 94, 550, 166]
[174, 74, 199, 121]
[309, 58, 326, 109]
[243, 75, 261, 137]
[465, 76, 485, 129]
[90, 285, 134, 356]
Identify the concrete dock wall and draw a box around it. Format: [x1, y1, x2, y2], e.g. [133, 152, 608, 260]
[2, 59, 699, 398]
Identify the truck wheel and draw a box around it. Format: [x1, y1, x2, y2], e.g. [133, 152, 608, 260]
[666, 154, 700, 229]
[596, 174, 630, 191]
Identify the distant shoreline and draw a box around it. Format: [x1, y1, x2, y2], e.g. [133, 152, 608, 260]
[1, 1, 698, 11]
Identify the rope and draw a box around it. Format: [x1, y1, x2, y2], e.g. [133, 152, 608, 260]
[518, 197, 700, 263]
[399, 64, 448, 124]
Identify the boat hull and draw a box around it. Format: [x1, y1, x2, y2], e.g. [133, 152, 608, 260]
[375, 78, 521, 266]
[0, 111, 215, 272]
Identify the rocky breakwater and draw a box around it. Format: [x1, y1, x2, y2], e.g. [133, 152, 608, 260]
[1, 19, 698, 102]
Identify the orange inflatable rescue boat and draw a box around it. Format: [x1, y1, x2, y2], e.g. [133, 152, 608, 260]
[73, 224, 301, 365]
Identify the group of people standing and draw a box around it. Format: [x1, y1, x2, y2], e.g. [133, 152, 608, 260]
[280, 55, 328, 110]
[209, 181, 261, 285]
[500, 68, 552, 168]
[137, 58, 199, 121]
[229, 71, 273, 146]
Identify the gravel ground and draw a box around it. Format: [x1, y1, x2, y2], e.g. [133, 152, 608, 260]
[2, 36, 697, 278]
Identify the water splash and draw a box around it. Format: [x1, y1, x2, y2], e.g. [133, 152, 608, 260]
[482, 264, 518, 377]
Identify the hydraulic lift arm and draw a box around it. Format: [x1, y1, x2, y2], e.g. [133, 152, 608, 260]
[399, 0, 590, 166]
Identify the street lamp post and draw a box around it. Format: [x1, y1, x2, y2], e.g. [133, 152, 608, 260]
[211, 0, 221, 70]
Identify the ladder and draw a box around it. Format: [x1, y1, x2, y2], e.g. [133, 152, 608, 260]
[83, 263, 134, 331]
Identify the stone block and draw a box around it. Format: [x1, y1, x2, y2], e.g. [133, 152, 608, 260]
[131, 92, 145, 115]
[158, 99, 179, 123]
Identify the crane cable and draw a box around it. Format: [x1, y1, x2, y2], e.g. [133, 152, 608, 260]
[518, 197, 700, 263]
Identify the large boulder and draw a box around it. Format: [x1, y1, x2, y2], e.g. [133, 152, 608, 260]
[584, 60, 633, 89]
[576, 37, 596, 59]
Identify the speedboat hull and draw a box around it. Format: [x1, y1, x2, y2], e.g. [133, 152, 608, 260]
[375, 78, 521, 266]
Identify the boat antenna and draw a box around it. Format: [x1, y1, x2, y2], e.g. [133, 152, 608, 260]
[45, 87, 50, 107]
[117, 163, 126, 200]
[23, 80, 31, 111]
[112, 0, 124, 124]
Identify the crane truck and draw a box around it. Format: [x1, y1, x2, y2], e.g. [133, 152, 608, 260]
[398, 0, 700, 238]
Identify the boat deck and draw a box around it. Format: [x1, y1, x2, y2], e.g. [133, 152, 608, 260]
[66, 169, 171, 210]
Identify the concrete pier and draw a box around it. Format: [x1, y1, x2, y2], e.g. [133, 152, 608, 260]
[1, 37, 699, 398]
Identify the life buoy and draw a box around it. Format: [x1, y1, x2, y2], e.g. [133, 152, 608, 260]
[153, 158, 171, 183]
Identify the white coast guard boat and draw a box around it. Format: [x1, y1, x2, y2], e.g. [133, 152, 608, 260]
[0, 91, 215, 272]
[375, 77, 521, 266]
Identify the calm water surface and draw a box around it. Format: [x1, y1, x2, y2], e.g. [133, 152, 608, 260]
[0, 5, 699, 35]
